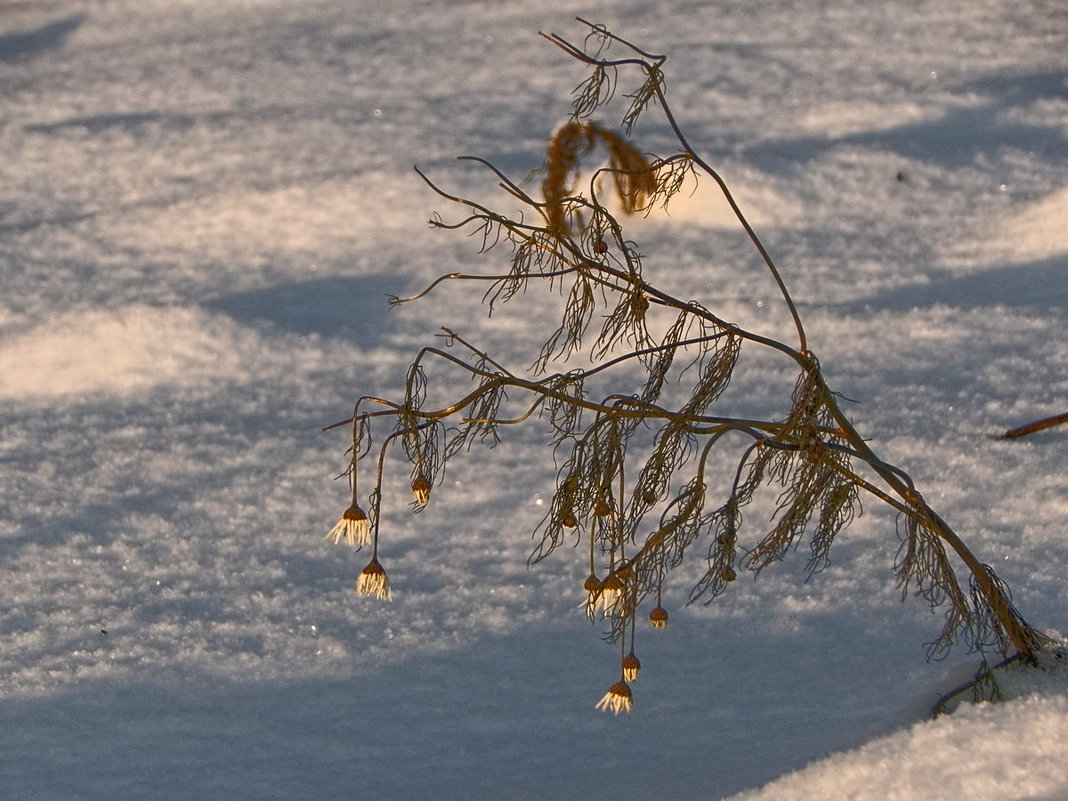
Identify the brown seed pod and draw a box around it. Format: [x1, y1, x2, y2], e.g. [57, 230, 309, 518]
[411, 474, 432, 504]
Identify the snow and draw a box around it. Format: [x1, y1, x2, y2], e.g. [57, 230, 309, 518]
[1, 0, 1066, 798]
[0, 306, 248, 398]
[735, 653, 1068, 801]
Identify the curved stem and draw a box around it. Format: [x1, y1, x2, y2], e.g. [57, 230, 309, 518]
[922, 505, 1039, 663]
[930, 653, 1021, 717]
[651, 85, 807, 353]
[818, 380, 1040, 661]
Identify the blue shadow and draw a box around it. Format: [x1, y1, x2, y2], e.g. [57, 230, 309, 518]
[204, 274, 402, 341]
[0, 15, 85, 62]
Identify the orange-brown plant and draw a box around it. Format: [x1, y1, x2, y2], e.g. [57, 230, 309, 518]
[324, 20, 1052, 713]
[539, 119, 657, 236]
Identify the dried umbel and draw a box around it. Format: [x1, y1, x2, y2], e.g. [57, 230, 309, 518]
[583, 573, 603, 620]
[327, 19, 1051, 714]
[325, 504, 371, 548]
[592, 495, 614, 518]
[411, 474, 432, 506]
[600, 574, 625, 616]
[356, 557, 391, 601]
[595, 680, 634, 715]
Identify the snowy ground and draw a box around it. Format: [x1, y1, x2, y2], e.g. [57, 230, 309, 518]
[2, 1, 1066, 798]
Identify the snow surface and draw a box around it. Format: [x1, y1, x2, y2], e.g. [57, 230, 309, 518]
[1, 0, 1066, 798]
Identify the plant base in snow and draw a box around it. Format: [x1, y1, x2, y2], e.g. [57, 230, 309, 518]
[932, 642, 1068, 717]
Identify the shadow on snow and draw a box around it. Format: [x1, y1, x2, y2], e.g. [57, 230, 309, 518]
[0, 14, 84, 62]
[204, 274, 401, 342]
[751, 70, 1068, 168]
[0, 614, 934, 801]
[846, 255, 1068, 313]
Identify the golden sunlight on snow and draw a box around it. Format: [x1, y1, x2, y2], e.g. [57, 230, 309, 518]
[797, 99, 931, 138]
[0, 306, 244, 398]
[626, 168, 803, 230]
[103, 175, 417, 259]
[991, 186, 1068, 263]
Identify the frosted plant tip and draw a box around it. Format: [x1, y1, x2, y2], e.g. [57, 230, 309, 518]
[595, 680, 633, 714]
[326, 504, 371, 547]
[356, 557, 391, 600]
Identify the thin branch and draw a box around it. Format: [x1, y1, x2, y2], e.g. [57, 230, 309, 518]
[1001, 411, 1068, 440]
[930, 653, 1021, 717]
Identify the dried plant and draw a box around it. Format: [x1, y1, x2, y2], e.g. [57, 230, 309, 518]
[1002, 411, 1068, 440]
[323, 19, 1052, 712]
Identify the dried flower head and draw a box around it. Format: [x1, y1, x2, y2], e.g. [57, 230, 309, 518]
[411, 474, 432, 505]
[622, 652, 641, 681]
[649, 606, 668, 629]
[561, 510, 579, 528]
[595, 680, 633, 714]
[593, 497, 613, 518]
[601, 574, 625, 615]
[540, 120, 655, 236]
[720, 566, 737, 582]
[583, 573, 603, 595]
[325, 504, 371, 547]
[356, 557, 391, 600]
[583, 573, 603, 620]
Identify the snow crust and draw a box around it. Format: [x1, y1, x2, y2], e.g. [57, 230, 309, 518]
[1, 0, 1065, 798]
[741, 695, 1068, 801]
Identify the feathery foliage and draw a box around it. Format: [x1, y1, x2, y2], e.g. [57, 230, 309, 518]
[324, 20, 1050, 712]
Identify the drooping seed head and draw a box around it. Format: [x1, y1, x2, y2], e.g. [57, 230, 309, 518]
[601, 574, 625, 614]
[356, 557, 391, 600]
[583, 573, 603, 620]
[411, 475, 432, 505]
[325, 504, 371, 548]
[649, 606, 668, 629]
[595, 680, 634, 714]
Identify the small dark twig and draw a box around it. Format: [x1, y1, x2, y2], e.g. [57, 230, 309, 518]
[1001, 411, 1068, 440]
[930, 653, 1021, 717]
